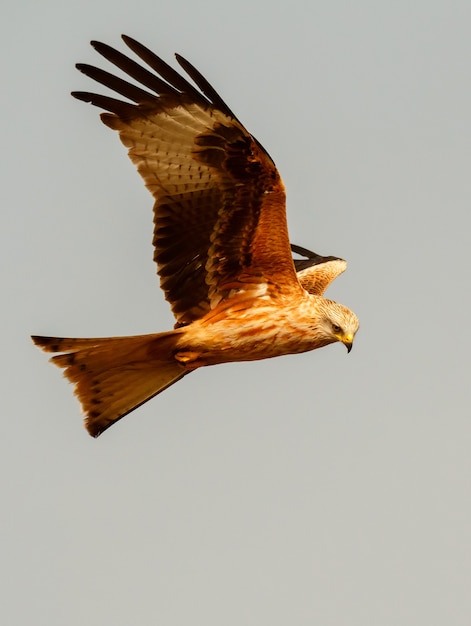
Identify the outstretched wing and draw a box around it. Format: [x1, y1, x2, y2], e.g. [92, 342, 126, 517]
[291, 244, 347, 296]
[73, 36, 302, 327]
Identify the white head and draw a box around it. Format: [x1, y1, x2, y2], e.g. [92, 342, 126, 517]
[317, 299, 360, 352]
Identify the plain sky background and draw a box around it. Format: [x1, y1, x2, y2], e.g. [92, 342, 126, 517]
[2, 1, 470, 624]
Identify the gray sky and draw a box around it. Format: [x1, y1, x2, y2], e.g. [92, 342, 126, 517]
[3, 1, 471, 624]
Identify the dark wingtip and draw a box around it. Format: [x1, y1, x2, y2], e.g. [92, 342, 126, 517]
[71, 91, 93, 103]
[31, 335, 65, 353]
[31, 334, 52, 346]
[84, 416, 104, 438]
[120, 34, 142, 52]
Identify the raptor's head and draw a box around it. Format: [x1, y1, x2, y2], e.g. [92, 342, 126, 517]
[318, 300, 359, 352]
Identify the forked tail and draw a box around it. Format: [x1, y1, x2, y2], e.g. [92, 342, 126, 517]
[31, 331, 187, 437]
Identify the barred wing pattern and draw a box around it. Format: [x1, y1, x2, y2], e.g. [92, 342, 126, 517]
[73, 36, 303, 327]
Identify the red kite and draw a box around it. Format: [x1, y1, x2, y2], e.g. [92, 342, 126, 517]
[32, 36, 359, 437]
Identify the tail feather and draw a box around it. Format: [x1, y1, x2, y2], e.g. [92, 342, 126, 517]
[31, 331, 187, 437]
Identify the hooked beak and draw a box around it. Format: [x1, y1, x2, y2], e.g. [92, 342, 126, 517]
[341, 334, 354, 353]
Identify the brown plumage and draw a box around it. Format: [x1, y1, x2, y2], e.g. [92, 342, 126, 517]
[32, 35, 359, 437]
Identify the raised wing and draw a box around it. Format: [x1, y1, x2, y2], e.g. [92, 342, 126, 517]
[291, 244, 347, 295]
[73, 36, 302, 327]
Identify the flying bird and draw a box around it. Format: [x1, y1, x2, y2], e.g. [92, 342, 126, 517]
[32, 35, 359, 437]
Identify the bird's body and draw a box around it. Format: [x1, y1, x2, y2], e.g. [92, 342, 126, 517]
[32, 36, 359, 437]
[173, 292, 356, 367]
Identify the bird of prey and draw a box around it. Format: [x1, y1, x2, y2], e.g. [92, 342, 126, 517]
[32, 35, 359, 437]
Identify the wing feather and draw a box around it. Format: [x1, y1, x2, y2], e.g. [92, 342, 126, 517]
[291, 244, 347, 295]
[73, 36, 302, 326]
